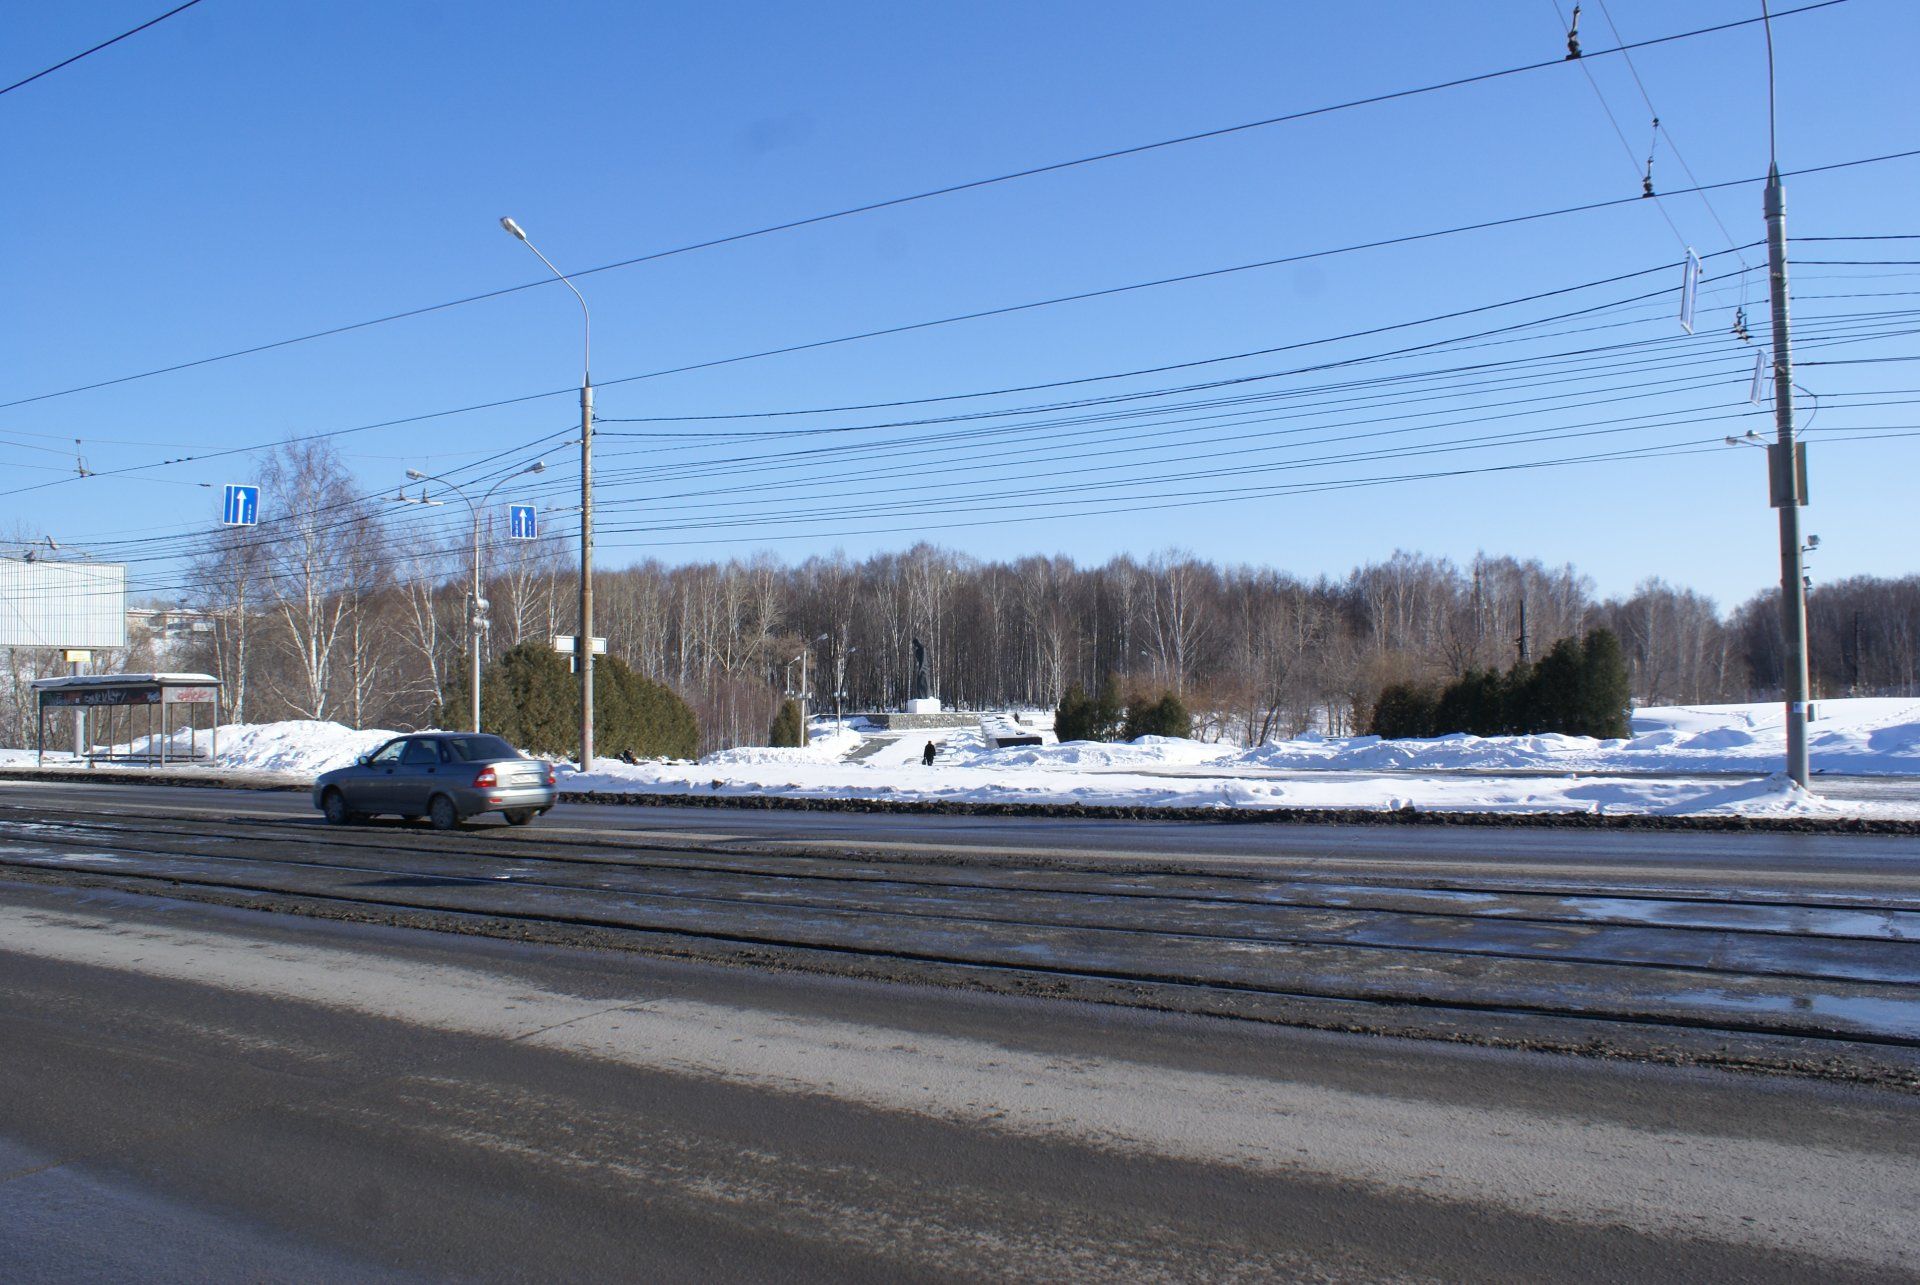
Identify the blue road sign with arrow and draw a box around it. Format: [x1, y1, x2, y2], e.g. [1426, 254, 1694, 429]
[508, 504, 538, 540]
[221, 484, 260, 526]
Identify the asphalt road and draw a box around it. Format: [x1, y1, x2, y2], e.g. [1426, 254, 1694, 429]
[2, 879, 1916, 1282]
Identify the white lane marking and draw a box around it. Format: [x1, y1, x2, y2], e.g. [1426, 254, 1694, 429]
[0, 903, 1914, 1267]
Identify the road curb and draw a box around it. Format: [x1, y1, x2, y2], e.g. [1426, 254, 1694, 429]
[555, 788, 1920, 834]
[0, 767, 305, 792]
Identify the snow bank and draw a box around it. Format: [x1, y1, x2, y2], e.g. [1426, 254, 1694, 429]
[556, 697, 1920, 819]
[559, 755, 1861, 818]
[207, 721, 398, 775]
[28, 720, 401, 778]
[702, 723, 865, 766]
[7, 698, 1912, 819]
[1232, 698, 1920, 776]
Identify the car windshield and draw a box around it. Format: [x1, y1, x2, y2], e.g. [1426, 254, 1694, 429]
[439, 735, 520, 763]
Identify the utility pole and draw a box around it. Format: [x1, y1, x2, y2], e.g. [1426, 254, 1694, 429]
[1764, 162, 1812, 787]
[501, 217, 594, 768]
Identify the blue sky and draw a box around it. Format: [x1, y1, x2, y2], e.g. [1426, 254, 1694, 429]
[2, 0, 1915, 607]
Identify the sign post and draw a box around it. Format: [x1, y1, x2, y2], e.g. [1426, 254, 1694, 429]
[552, 634, 606, 673]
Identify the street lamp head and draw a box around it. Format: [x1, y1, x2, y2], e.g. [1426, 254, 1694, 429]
[405, 468, 426, 480]
[526, 461, 547, 475]
[500, 216, 528, 241]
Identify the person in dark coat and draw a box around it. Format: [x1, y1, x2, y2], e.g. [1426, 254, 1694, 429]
[922, 740, 937, 767]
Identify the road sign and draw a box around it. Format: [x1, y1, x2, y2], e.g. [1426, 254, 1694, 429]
[508, 504, 538, 540]
[221, 484, 260, 526]
[551, 634, 607, 656]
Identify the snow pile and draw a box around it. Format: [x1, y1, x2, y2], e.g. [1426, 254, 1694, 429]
[560, 753, 1865, 818]
[1234, 699, 1920, 776]
[556, 697, 1919, 818]
[203, 721, 397, 775]
[964, 734, 1235, 771]
[702, 722, 866, 766]
[16, 720, 401, 778]
[6, 699, 1913, 819]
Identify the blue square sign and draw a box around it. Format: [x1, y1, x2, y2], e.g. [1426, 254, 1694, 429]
[221, 484, 260, 526]
[507, 504, 538, 540]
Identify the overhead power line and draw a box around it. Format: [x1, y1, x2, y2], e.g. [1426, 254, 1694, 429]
[41, 300, 1905, 588]
[0, 0, 1851, 413]
[0, 0, 207, 98]
[19, 312, 1911, 604]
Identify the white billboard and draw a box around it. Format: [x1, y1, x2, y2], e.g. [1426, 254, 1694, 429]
[0, 559, 128, 649]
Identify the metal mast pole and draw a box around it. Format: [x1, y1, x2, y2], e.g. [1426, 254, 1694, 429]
[470, 505, 483, 733]
[500, 217, 594, 769]
[1765, 164, 1811, 787]
[579, 380, 594, 768]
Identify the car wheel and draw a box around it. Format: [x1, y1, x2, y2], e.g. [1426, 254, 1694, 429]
[428, 794, 462, 831]
[322, 788, 361, 826]
[503, 808, 536, 827]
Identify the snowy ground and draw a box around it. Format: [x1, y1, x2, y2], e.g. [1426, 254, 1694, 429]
[4, 701, 1917, 819]
[563, 700, 1920, 820]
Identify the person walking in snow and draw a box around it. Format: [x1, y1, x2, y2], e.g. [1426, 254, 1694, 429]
[922, 740, 937, 767]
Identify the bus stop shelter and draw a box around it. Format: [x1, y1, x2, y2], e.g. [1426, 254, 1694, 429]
[31, 673, 223, 767]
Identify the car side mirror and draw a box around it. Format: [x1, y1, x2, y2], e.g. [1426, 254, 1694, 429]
[356, 753, 371, 766]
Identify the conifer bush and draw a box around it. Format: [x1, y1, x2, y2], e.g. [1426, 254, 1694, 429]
[1368, 683, 1440, 739]
[1122, 691, 1192, 739]
[1054, 679, 1124, 742]
[768, 699, 804, 748]
[440, 642, 700, 760]
[1366, 628, 1633, 741]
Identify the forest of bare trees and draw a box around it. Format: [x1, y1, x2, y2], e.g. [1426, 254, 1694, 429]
[5, 440, 1918, 754]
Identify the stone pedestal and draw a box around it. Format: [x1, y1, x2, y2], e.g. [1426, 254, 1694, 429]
[904, 697, 943, 715]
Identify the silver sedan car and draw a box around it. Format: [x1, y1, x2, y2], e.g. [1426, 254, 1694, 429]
[314, 732, 557, 830]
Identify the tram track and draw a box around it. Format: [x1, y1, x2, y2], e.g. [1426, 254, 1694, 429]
[1, 829, 1907, 990]
[3, 803, 1918, 1059]
[5, 808, 1918, 960]
[7, 802, 1919, 925]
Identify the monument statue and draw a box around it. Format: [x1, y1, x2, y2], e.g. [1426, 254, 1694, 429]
[910, 637, 931, 701]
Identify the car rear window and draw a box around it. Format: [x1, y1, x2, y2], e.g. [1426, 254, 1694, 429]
[439, 735, 521, 762]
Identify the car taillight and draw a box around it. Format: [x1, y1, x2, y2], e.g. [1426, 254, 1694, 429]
[473, 766, 497, 789]
[546, 767, 556, 786]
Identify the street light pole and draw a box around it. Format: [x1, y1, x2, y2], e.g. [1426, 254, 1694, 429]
[797, 631, 827, 747]
[501, 217, 596, 768]
[402, 462, 546, 733]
